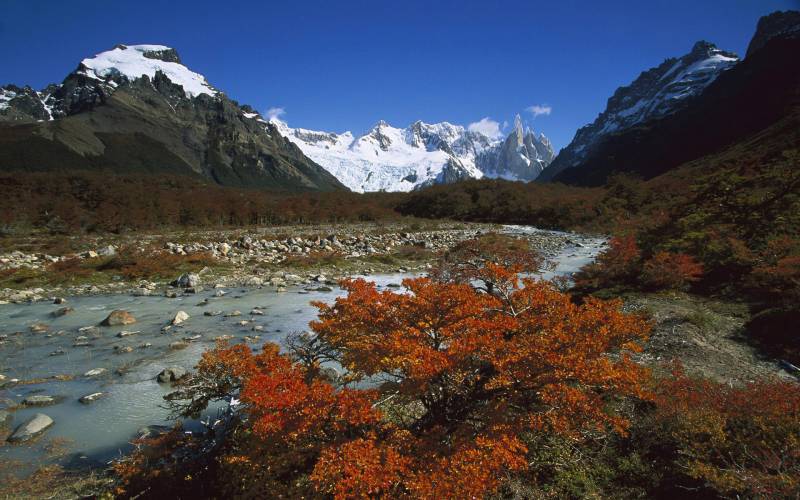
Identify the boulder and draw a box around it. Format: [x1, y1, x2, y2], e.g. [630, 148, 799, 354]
[7, 413, 53, 443]
[22, 395, 59, 407]
[78, 392, 106, 404]
[102, 310, 136, 326]
[97, 245, 117, 256]
[172, 273, 200, 288]
[29, 323, 49, 333]
[51, 307, 74, 317]
[244, 276, 263, 286]
[171, 310, 190, 325]
[157, 367, 188, 383]
[0, 410, 11, 428]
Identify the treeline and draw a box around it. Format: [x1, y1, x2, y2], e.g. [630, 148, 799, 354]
[0, 171, 406, 233]
[397, 179, 606, 230]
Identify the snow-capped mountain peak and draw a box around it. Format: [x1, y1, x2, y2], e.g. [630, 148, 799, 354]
[541, 40, 739, 181]
[78, 44, 216, 98]
[272, 116, 554, 192]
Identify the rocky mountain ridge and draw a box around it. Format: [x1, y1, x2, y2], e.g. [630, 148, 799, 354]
[540, 40, 739, 181]
[272, 113, 554, 192]
[0, 44, 345, 192]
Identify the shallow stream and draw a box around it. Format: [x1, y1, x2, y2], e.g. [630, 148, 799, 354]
[0, 227, 604, 469]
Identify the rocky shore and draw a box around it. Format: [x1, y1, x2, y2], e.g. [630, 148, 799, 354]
[0, 223, 588, 303]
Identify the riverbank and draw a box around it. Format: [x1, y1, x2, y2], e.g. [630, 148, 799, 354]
[0, 222, 594, 303]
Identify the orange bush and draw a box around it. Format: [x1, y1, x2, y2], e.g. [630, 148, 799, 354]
[178, 266, 651, 498]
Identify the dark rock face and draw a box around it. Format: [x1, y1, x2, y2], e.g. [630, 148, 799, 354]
[551, 34, 800, 186]
[0, 45, 346, 192]
[746, 10, 800, 57]
[540, 41, 738, 182]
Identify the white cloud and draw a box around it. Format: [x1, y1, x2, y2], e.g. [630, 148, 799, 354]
[526, 104, 552, 118]
[467, 117, 504, 139]
[265, 106, 285, 121]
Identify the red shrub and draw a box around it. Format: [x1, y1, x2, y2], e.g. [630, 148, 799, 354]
[641, 251, 703, 290]
[651, 368, 800, 498]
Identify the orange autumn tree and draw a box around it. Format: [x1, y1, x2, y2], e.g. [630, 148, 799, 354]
[167, 250, 651, 498]
[429, 232, 549, 294]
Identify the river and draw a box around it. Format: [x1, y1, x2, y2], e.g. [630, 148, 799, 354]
[0, 227, 604, 470]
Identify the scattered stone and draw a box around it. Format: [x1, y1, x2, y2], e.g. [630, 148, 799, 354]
[53, 297, 66, 305]
[215, 289, 226, 297]
[84, 368, 106, 377]
[114, 346, 134, 354]
[78, 392, 106, 404]
[171, 311, 190, 325]
[102, 310, 136, 326]
[139, 343, 153, 349]
[224, 310, 242, 317]
[29, 323, 49, 333]
[169, 341, 189, 350]
[97, 245, 117, 257]
[49, 349, 65, 356]
[250, 308, 265, 316]
[386, 283, 401, 288]
[22, 395, 58, 407]
[117, 330, 139, 338]
[157, 367, 188, 383]
[51, 307, 74, 317]
[172, 273, 200, 288]
[184, 334, 202, 341]
[165, 291, 179, 299]
[276, 287, 287, 293]
[185, 286, 203, 294]
[214, 335, 234, 341]
[132, 288, 151, 297]
[204, 310, 223, 317]
[237, 320, 250, 327]
[0, 410, 10, 428]
[316, 286, 334, 292]
[7, 413, 53, 443]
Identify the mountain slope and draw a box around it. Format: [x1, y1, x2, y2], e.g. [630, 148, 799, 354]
[274, 114, 554, 192]
[539, 41, 738, 182]
[0, 44, 345, 192]
[552, 32, 800, 186]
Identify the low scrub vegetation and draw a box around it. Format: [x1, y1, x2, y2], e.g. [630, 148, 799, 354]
[109, 239, 800, 498]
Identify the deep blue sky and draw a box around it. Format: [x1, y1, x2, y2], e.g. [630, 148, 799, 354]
[2, 0, 796, 149]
